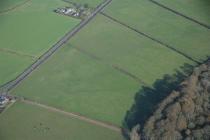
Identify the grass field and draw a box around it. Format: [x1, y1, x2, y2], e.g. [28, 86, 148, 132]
[11, 15, 195, 126]
[0, 0, 80, 56]
[154, 0, 210, 26]
[0, 0, 80, 85]
[0, 0, 26, 12]
[0, 101, 124, 140]
[0, 52, 33, 85]
[12, 46, 140, 126]
[70, 15, 195, 85]
[104, 0, 210, 62]
[63, 0, 103, 7]
[2, 0, 210, 139]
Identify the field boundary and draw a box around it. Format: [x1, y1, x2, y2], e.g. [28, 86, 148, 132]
[0, 0, 31, 15]
[74, 47, 148, 85]
[21, 98, 121, 132]
[148, 0, 210, 29]
[100, 12, 201, 64]
[0, 48, 37, 59]
[0, 0, 112, 93]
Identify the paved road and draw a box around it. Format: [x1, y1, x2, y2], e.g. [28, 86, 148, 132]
[22, 99, 121, 132]
[0, 0, 112, 93]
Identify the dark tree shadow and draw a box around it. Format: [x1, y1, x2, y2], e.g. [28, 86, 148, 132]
[122, 63, 194, 134]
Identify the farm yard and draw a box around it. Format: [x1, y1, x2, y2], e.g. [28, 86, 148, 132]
[0, 0, 210, 139]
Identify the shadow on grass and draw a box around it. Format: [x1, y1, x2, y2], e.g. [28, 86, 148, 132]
[122, 63, 194, 135]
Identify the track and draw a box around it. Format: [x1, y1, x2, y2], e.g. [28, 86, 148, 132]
[0, 0, 31, 15]
[148, 0, 210, 30]
[21, 98, 121, 132]
[1, 0, 112, 93]
[100, 12, 201, 64]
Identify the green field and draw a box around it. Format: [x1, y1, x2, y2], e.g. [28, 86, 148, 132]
[0, 0, 79, 56]
[11, 15, 195, 126]
[64, 0, 103, 7]
[12, 46, 140, 126]
[0, 52, 33, 85]
[0, 0, 26, 12]
[0, 0, 80, 85]
[0, 101, 124, 140]
[154, 0, 210, 26]
[2, 0, 210, 139]
[104, 0, 210, 62]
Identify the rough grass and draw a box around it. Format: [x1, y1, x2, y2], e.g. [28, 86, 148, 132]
[104, 0, 210, 62]
[0, 101, 124, 140]
[0, 51, 33, 85]
[154, 0, 210, 26]
[12, 15, 194, 126]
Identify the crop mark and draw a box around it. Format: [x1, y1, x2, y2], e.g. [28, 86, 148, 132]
[0, 0, 31, 15]
[74, 47, 148, 86]
[148, 0, 210, 30]
[0, 48, 37, 59]
[100, 12, 201, 64]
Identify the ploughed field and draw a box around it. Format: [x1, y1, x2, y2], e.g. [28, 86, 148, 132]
[1, 0, 210, 139]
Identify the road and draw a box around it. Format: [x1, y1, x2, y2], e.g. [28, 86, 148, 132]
[0, 0, 112, 93]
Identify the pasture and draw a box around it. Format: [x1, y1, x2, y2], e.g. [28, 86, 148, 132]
[63, 0, 103, 7]
[104, 0, 210, 62]
[0, 101, 124, 140]
[1, 0, 210, 139]
[12, 46, 140, 126]
[0, 0, 26, 12]
[154, 0, 210, 26]
[0, 51, 33, 85]
[0, 0, 80, 85]
[12, 15, 195, 126]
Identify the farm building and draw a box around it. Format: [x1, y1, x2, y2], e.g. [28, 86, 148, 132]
[0, 95, 9, 106]
[54, 7, 80, 17]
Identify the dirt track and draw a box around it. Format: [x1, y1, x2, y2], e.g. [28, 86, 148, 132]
[22, 99, 121, 132]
